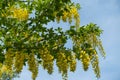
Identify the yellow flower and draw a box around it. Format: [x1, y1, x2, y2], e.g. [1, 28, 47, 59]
[70, 6, 79, 18]
[62, 11, 68, 22]
[12, 8, 29, 21]
[70, 60, 76, 72]
[67, 56, 71, 61]
[1, 65, 8, 73]
[80, 50, 84, 53]
[70, 7, 77, 14]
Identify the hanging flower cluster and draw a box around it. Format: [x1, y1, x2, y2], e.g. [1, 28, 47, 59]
[68, 23, 105, 78]
[28, 53, 38, 80]
[79, 50, 90, 71]
[1, 4, 29, 21]
[14, 52, 27, 73]
[39, 46, 54, 74]
[0, 49, 14, 80]
[11, 8, 29, 21]
[55, 5, 80, 29]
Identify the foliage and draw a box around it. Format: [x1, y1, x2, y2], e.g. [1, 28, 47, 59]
[0, 0, 105, 80]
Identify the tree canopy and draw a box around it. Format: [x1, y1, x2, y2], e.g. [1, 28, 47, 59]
[0, 0, 105, 80]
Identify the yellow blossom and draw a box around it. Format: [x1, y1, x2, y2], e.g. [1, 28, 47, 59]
[1, 65, 8, 73]
[70, 7, 77, 14]
[12, 8, 29, 21]
[62, 11, 68, 22]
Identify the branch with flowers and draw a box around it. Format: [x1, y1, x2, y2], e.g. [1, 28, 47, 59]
[0, 0, 105, 80]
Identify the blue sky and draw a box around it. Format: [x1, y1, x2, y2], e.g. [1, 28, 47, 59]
[15, 0, 120, 80]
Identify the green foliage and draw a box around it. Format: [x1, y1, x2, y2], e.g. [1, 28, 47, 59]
[0, 0, 105, 80]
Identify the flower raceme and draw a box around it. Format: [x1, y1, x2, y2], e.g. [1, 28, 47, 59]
[2, 5, 29, 21]
[55, 5, 80, 31]
[0, 64, 13, 79]
[12, 8, 29, 21]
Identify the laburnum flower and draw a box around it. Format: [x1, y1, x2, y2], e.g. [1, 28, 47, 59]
[1, 5, 29, 21]
[70, 6, 79, 19]
[55, 5, 80, 31]
[62, 11, 68, 22]
[1, 65, 8, 73]
[12, 8, 29, 21]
